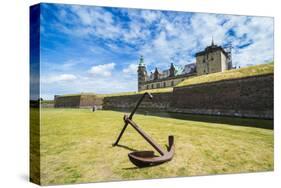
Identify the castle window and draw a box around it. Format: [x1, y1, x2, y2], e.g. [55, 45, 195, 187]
[146, 85, 149, 89]
[152, 84, 154, 89]
[171, 81, 174, 86]
[163, 82, 166, 87]
[157, 83, 160, 88]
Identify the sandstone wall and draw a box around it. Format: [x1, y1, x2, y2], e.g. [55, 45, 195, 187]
[54, 94, 104, 108]
[79, 95, 104, 108]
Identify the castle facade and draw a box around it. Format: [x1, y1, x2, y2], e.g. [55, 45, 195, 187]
[138, 40, 232, 91]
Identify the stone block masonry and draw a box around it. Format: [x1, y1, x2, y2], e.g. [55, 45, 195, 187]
[170, 74, 273, 119]
[103, 74, 273, 119]
[54, 95, 81, 108]
[103, 92, 172, 112]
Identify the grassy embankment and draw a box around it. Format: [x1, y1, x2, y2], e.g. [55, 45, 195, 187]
[177, 62, 273, 87]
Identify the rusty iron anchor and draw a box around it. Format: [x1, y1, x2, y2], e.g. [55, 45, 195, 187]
[113, 92, 175, 167]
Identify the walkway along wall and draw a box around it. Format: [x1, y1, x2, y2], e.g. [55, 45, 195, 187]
[103, 74, 273, 119]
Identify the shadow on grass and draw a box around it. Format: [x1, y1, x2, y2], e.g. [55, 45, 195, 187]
[122, 163, 164, 170]
[122, 161, 169, 170]
[105, 109, 273, 130]
[122, 167, 139, 170]
[115, 144, 138, 152]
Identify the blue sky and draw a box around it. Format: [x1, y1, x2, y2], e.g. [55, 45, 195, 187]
[38, 3, 274, 100]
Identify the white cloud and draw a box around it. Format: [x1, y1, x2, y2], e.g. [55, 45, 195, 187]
[41, 6, 274, 99]
[141, 10, 161, 23]
[69, 6, 122, 40]
[138, 13, 273, 70]
[40, 73, 137, 100]
[42, 74, 77, 84]
[123, 64, 138, 74]
[89, 63, 115, 77]
[49, 5, 273, 69]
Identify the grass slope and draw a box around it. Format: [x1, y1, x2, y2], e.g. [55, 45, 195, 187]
[40, 108, 273, 185]
[177, 63, 273, 87]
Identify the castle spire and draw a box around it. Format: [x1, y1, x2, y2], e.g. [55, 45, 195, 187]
[137, 55, 147, 91]
[154, 67, 159, 80]
[211, 36, 214, 46]
[139, 55, 145, 66]
[169, 63, 175, 77]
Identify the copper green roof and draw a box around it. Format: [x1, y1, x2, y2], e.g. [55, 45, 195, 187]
[139, 56, 145, 66]
[174, 65, 184, 76]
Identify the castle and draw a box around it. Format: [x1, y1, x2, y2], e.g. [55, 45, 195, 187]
[138, 40, 232, 91]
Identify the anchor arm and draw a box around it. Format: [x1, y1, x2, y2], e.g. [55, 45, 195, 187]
[125, 116, 166, 156]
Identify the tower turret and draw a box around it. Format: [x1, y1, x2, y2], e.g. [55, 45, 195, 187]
[169, 63, 176, 77]
[137, 56, 147, 91]
[195, 38, 229, 76]
[154, 67, 160, 80]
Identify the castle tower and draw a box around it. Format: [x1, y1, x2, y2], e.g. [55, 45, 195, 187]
[154, 68, 160, 80]
[137, 56, 147, 91]
[195, 39, 229, 76]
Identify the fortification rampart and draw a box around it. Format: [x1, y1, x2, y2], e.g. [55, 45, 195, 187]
[103, 74, 273, 119]
[54, 94, 104, 108]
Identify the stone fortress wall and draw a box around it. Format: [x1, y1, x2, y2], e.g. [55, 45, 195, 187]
[103, 74, 273, 119]
[54, 94, 104, 109]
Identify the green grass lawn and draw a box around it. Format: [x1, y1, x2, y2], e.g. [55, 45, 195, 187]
[40, 108, 273, 185]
